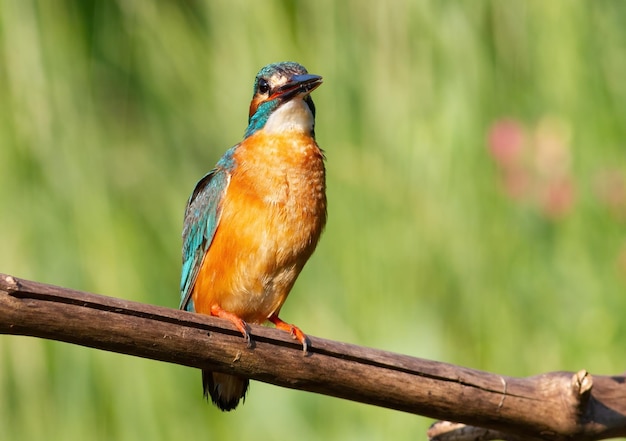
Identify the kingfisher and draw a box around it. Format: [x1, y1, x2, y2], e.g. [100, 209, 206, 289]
[179, 62, 326, 411]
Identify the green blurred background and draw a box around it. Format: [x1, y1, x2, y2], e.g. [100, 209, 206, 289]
[2, 1, 626, 439]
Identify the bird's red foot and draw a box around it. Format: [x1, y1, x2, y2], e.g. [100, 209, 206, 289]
[210, 304, 251, 347]
[268, 314, 309, 353]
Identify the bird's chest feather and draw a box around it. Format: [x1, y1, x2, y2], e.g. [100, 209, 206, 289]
[227, 131, 326, 255]
[195, 131, 326, 319]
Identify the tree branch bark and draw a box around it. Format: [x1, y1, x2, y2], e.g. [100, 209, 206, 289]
[0, 273, 624, 440]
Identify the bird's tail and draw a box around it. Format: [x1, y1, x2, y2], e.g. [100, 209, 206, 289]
[203, 370, 249, 411]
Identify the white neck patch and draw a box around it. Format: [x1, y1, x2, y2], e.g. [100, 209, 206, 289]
[263, 99, 314, 135]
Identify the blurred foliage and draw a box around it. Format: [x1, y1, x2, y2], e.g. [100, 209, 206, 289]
[1, 1, 626, 439]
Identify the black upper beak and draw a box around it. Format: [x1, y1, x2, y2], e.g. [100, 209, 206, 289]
[276, 74, 323, 100]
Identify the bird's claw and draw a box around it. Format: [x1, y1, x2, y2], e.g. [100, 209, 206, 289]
[288, 326, 308, 354]
[268, 314, 309, 354]
[242, 328, 252, 349]
[299, 335, 309, 354]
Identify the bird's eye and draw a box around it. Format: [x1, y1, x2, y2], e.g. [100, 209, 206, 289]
[258, 78, 270, 94]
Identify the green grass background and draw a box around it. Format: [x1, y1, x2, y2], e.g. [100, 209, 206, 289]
[2, 1, 626, 439]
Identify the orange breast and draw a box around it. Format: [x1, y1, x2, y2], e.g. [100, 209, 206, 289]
[192, 131, 326, 323]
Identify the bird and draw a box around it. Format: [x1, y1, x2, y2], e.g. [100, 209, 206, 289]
[179, 62, 326, 411]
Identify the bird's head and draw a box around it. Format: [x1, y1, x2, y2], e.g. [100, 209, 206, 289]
[244, 62, 322, 138]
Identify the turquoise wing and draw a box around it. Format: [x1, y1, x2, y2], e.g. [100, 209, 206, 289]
[180, 148, 235, 311]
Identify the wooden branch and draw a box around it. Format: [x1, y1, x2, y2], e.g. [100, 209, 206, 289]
[1, 273, 625, 440]
[428, 421, 532, 441]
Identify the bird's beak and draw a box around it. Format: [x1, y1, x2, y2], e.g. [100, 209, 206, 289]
[274, 74, 323, 101]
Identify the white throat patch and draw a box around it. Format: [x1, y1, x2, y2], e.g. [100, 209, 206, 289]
[263, 99, 314, 134]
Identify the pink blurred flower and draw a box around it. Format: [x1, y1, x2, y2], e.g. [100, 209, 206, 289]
[487, 119, 526, 169]
[486, 115, 576, 220]
[487, 118, 531, 199]
[540, 176, 575, 220]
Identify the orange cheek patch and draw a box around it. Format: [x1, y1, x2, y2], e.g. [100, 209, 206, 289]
[249, 95, 264, 119]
